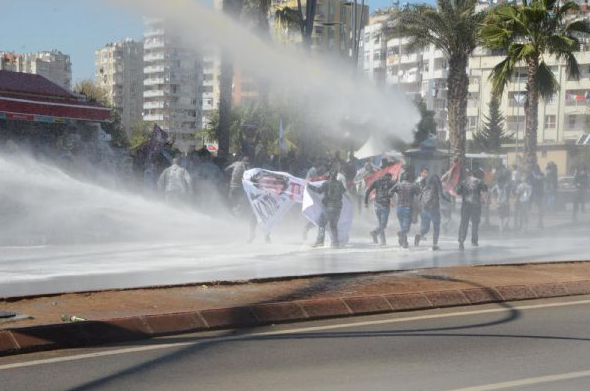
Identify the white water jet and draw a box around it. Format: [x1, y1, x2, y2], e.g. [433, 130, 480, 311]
[110, 0, 419, 141]
[0, 152, 229, 245]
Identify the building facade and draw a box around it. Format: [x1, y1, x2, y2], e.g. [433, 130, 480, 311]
[95, 39, 144, 137]
[469, 51, 590, 176]
[271, 0, 368, 61]
[143, 18, 203, 152]
[360, 11, 450, 140]
[0, 50, 72, 90]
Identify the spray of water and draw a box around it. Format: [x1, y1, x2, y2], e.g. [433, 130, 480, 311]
[110, 0, 420, 142]
[0, 152, 229, 245]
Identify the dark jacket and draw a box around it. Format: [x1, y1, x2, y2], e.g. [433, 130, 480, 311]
[455, 176, 488, 205]
[391, 180, 420, 208]
[419, 175, 450, 212]
[311, 178, 347, 209]
[364, 176, 395, 206]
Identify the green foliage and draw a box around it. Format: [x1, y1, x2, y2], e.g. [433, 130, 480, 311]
[387, 0, 485, 57]
[480, 0, 590, 99]
[73, 80, 109, 106]
[129, 121, 153, 149]
[102, 109, 129, 148]
[472, 97, 514, 153]
[413, 97, 437, 147]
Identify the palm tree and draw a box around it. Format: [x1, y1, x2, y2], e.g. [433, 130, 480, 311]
[389, 0, 485, 162]
[480, 0, 590, 173]
[218, 0, 271, 159]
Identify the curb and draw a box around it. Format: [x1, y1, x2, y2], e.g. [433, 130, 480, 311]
[2, 279, 590, 356]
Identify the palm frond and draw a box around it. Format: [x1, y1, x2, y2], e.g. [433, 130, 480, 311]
[489, 57, 515, 98]
[535, 61, 560, 100]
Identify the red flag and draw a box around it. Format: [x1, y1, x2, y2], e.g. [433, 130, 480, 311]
[364, 162, 403, 191]
[442, 160, 462, 197]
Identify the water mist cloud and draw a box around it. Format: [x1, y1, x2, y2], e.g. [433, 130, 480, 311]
[110, 0, 419, 142]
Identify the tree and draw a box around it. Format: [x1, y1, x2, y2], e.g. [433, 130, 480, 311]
[413, 97, 437, 147]
[129, 122, 153, 149]
[218, 0, 273, 160]
[102, 109, 129, 149]
[389, 0, 485, 162]
[480, 0, 590, 173]
[472, 96, 514, 153]
[73, 80, 109, 106]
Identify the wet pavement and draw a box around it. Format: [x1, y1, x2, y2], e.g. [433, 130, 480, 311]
[1, 215, 588, 298]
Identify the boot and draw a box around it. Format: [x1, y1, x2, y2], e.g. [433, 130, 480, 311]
[379, 233, 387, 247]
[459, 242, 465, 251]
[370, 231, 378, 244]
[414, 234, 421, 247]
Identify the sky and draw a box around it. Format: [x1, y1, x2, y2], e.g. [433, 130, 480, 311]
[1, 0, 423, 84]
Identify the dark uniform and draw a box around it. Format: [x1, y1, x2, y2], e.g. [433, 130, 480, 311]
[416, 175, 450, 249]
[310, 177, 347, 247]
[391, 177, 420, 248]
[573, 169, 589, 220]
[455, 175, 488, 249]
[364, 174, 395, 245]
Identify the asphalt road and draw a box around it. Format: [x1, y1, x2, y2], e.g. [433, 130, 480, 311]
[2, 295, 590, 391]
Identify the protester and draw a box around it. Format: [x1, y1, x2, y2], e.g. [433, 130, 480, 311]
[455, 168, 488, 250]
[364, 172, 395, 246]
[355, 161, 377, 213]
[308, 169, 347, 248]
[573, 166, 589, 221]
[514, 178, 532, 231]
[225, 156, 251, 214]
[157, 158, 192, 204]
[545, 162, 558, 211]
[415, 169, 450, 250]
[391, 171, 420, 248]
[530, 164, 545, 228]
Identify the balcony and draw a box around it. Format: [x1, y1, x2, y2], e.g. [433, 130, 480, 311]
[400, 53, 421, 64]
[143, 101, 165, 109]
[143, 113, 164, 121]
[144, 78, 166, 86]
[144, 52, 166, 62]
[144, 40, 165, 50]
[144, 89, 165, 98]
[144, 29, 165, 38]
[564, 99, 589, 108]
[144, 65, 166, 74]
[467, 106, 479, 116]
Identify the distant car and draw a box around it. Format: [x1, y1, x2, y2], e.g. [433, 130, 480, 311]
[558, 176, 576, 192]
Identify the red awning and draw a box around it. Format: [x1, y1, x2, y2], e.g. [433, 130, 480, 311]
[0, 95, 110, 122]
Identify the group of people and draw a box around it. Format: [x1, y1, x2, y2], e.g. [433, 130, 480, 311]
[154, 142, 589, 251]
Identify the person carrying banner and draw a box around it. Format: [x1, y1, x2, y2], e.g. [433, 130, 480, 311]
[415, 168, 450, 250]
[455, 168, 488, 250]
[391, 171, 420, 248]
[364, 172, 395, 246]
[308, 170, 347, 248]
[157, 158, 192, 205]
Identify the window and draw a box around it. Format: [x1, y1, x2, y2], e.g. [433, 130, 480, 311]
[373, 50, 381, 61]
[468, 116, 478, 132]
[545, 115, 556, 129]
[568, 114, 577, 129]
[422, 61, 429, 73]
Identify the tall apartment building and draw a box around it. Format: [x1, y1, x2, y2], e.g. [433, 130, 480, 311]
[95, 39, 144, 137]
[143, 18, 203, 152]
[469, 51, 590, 175]
[271, 0, 368, 60]
[201, 53, 220, 128]
[0, 50, 72, 90]
[360, 11, 450, 139]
